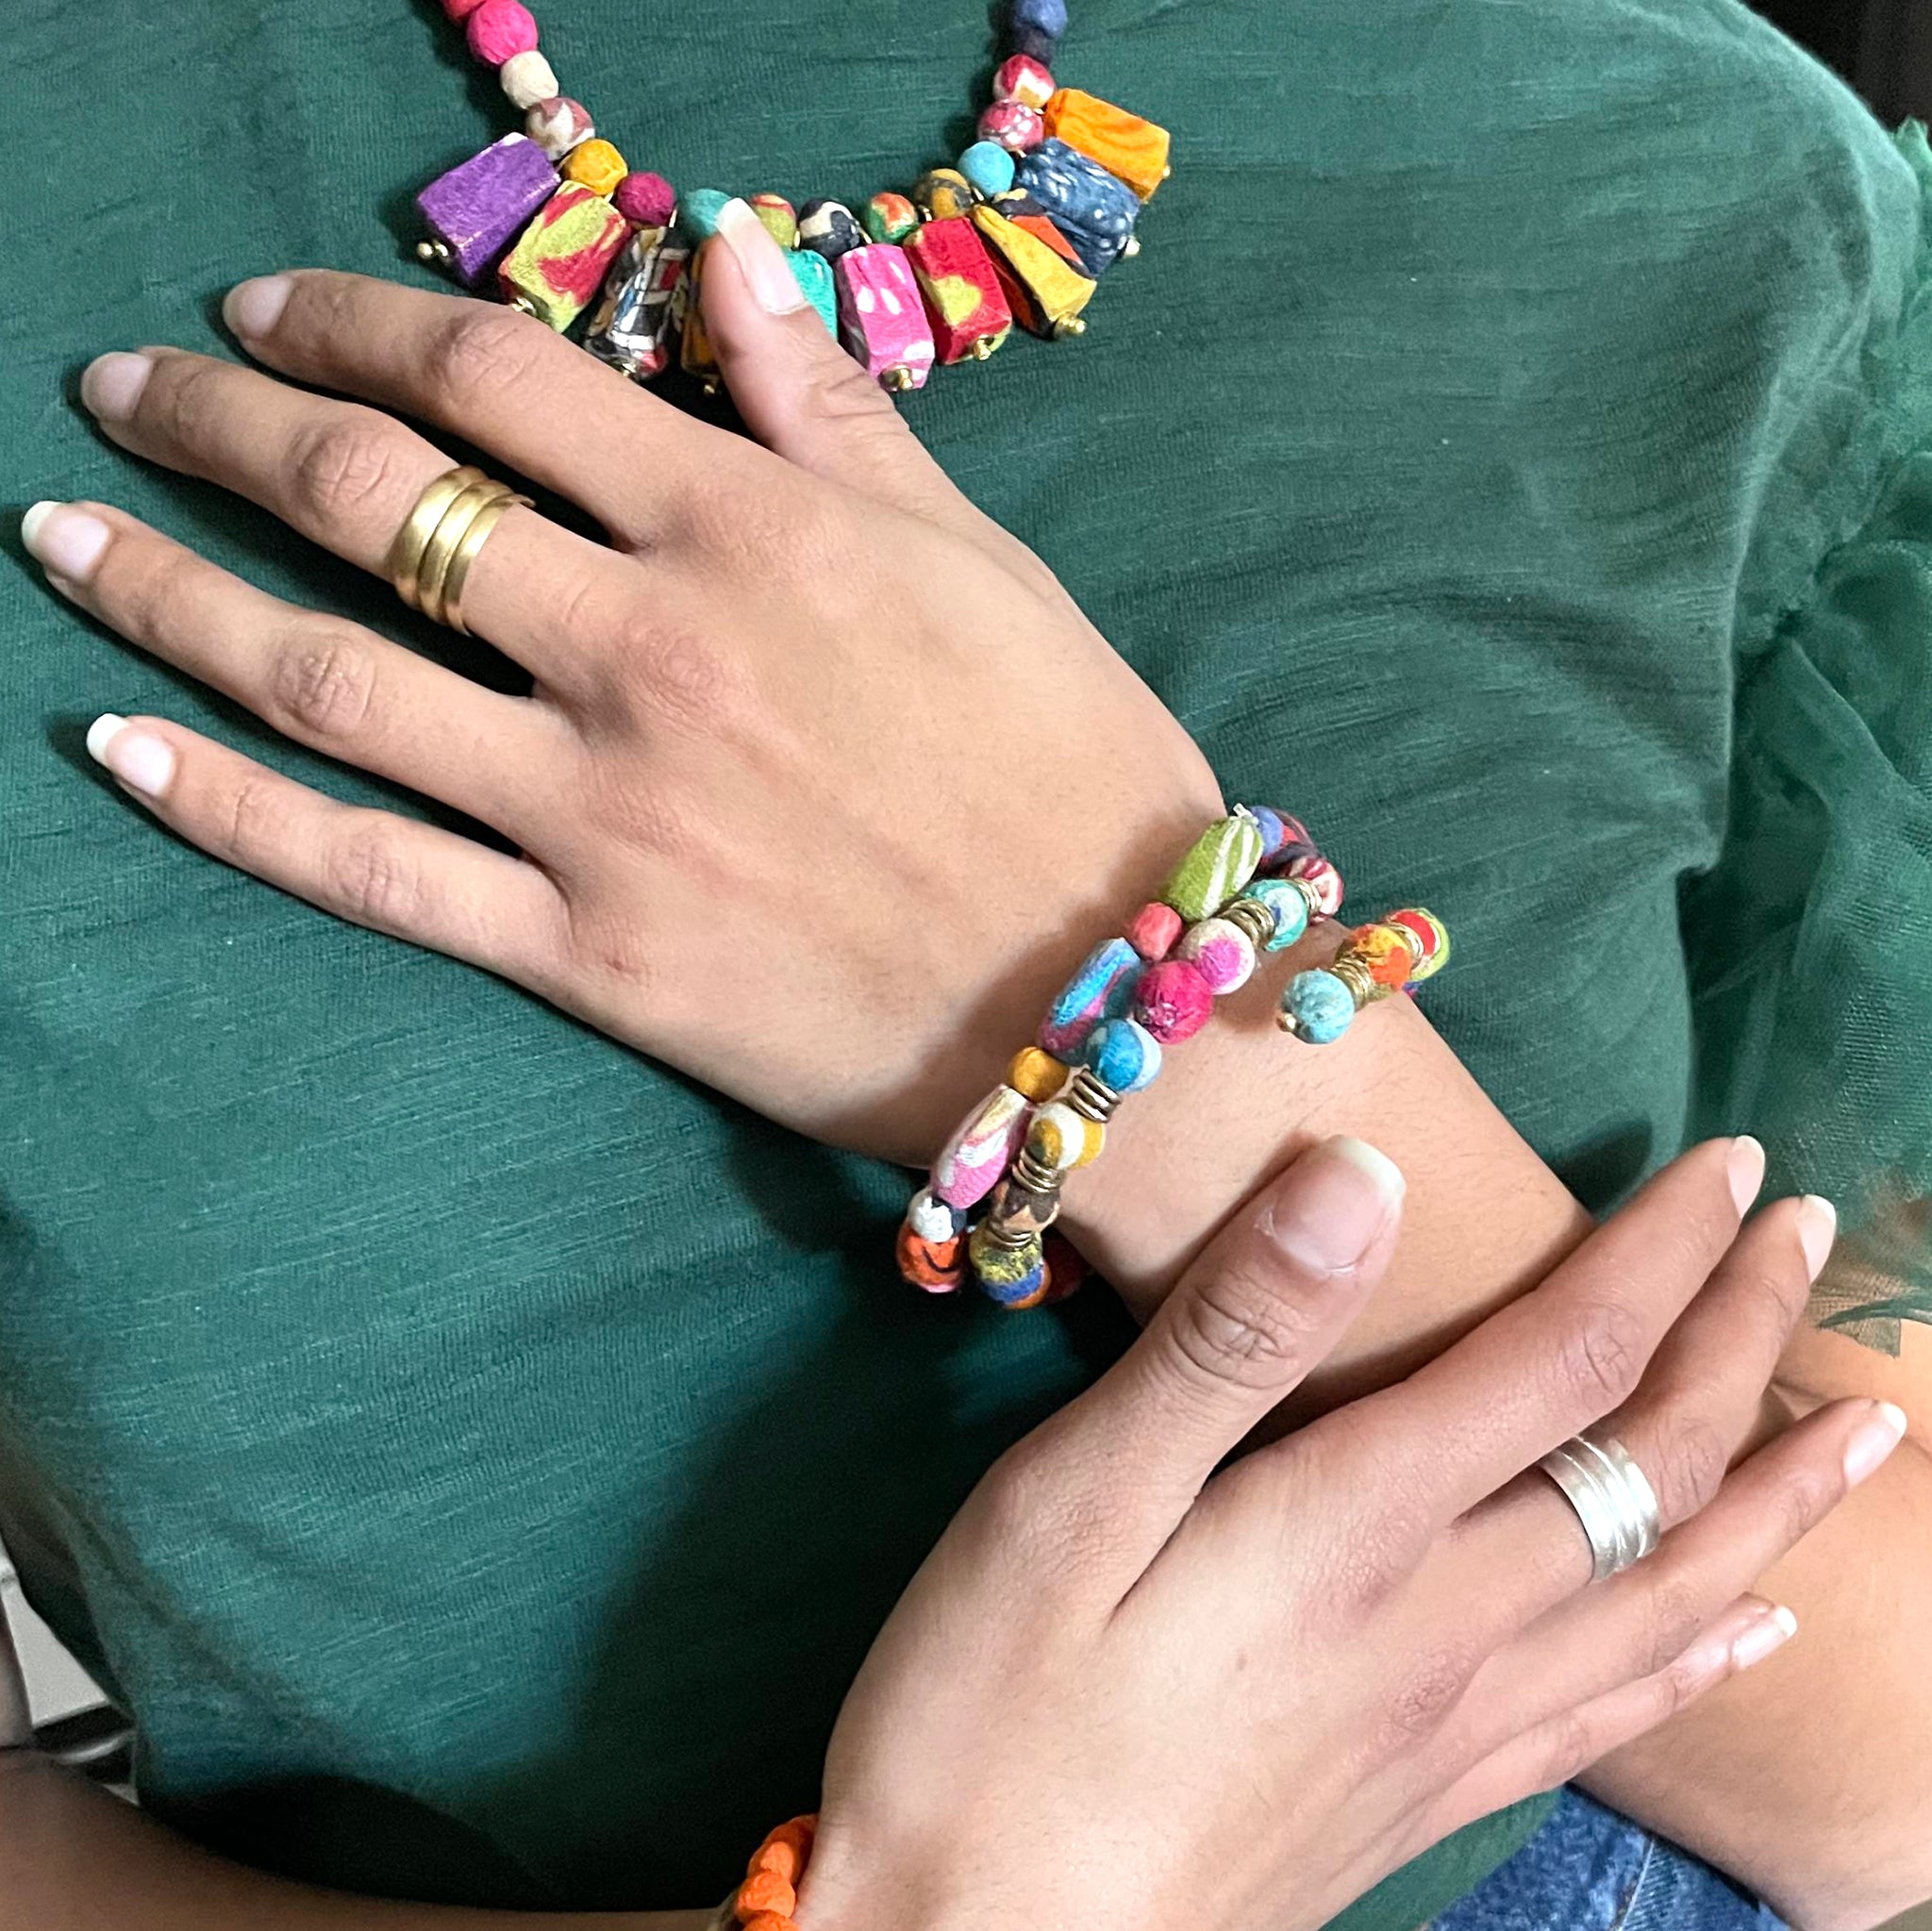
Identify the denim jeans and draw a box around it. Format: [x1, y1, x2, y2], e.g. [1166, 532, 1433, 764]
[1430, 1790, 1786, 1931]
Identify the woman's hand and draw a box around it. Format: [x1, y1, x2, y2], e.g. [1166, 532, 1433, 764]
[800, 1135, 1904, 1931]
[25, 210, 1221, 1161]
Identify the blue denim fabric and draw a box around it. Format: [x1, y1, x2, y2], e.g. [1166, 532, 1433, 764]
[1429, 1790, 1786, 1931]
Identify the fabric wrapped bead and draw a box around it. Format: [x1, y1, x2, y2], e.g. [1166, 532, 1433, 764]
[1040, 1229, 1090, 1305]
[904, 215, 1012, 362]
[1131, 958, 1214, 1044]
[982, 1170, 1061, 1241]
[968, 1224, 1047, 1306]
[1080, 1017, 1161, 1093]
[1124, 900, 1183, 961]
[798, 197, 865, 260]
[907, 1185, 967, 1243]
[897, 1221, 966, 1292]
[833, 242, 936, 393]
[584, 228, 689, 378]
[787, 246, 839, 333]
[415, 133, 559, 285]
[970, 203, 1093, 338]
[1041, 88, 1173, 200]
[1007, 1045, 1069, 1103]
[1283, 851, 1344, 916]
[1280, 968, 1358, 1043]
[498, 49, 558, 110]
[1249, 806, 1287, 859]
[563, 138, 627, 199]
[1025, 1100, 1104, 1172]
[465, 0, 539, 64]
[1385, 907, 1451, 981]
[613, 169, 675, 227]
[1011, 0, 1069, 46]
[1010, 24, 1058, 61]
[993, 52, 1055, 108]
[679, 187, 733, 241]
[525, 95, 595, 159]
[441, 0, 488, 17]
[978, 101, 1046, 154]
[1039, 936, 1142, 1057]
[1354, 923, 1422, 990]
[498, 181, 628, 328]
[749, 192, 798, 247]
[913, 167, 976, 222]
[1238, 876, 1311, 951]
[931, 1084, 1030, 1210]
[958, 139, 1018, 199]
[1174, 916, 1257, 994]
[1016, 139, 1139, 275]
[1159, 812, 1266, 923]
[861, 191, 919, 244]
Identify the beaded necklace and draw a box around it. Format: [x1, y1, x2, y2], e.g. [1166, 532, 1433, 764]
[412, 0, 1171, 396]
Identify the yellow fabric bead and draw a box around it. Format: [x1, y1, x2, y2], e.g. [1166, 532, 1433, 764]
[1025, 1101, 1104, 1173]
[1007, 1046, 1069, 1103]
[563, 139, 628, 199]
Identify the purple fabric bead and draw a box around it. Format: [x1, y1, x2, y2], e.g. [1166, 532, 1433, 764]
[417, 133, 559, 285]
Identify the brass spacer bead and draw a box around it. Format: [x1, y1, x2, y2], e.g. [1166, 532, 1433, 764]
[1012, 1145, 1061, 1194]
[1066, 1067, 1121, 1124]
[1221, 897, 1275, 951]
[1328, 954, 1377, 1007]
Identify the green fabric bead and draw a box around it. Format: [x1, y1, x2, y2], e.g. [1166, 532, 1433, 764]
[1159, 813, 1265, 923]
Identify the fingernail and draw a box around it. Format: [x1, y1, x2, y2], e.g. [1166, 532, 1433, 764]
[1796, 1195, 1837, 1282]
[1726, 1136, 1765, 1216]
[1844, 1401, 1908, 1488]
[1262, 1136, 1406, 1273]
[22, 502, 110, 581]
[224, 275, 292, 340]
[80, 351, 154, 423]
[86, 714, 176, 798]
[715, 198, 808, 315]
[1732, 1605, 1799, 1671]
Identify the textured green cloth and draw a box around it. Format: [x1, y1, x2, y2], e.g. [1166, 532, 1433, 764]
[3, 0, 1930, 1923]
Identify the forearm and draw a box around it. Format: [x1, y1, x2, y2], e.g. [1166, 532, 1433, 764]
[0, 1749, 708, 1931]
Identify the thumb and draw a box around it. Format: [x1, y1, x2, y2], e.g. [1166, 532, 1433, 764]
[698, 201, 983, 535]
[1034, 1137, 1406, 1580]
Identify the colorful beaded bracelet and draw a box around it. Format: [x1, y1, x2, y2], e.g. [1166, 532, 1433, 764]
[1279, 907, 1450, 1041]
[723, 1813, 819, 1931]
[412, 0, 1169, 394]
[900, 806, 1364, 1310]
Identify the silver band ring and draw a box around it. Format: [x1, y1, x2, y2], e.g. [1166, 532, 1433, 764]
[1538, 1429, 1662, 1582]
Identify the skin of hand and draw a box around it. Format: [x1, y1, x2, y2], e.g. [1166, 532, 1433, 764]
[800, 1137, 1901, 1931]
[0, 1138, 1902, 1930]
[25, 205, 1224, 1166]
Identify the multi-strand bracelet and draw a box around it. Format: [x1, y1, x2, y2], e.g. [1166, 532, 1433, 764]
[722, 1814, 818, 1931]
[898, 807, 1447, 1310]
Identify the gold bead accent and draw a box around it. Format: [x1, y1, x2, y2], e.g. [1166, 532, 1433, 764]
[1161, 164, 1173, 180]
[1328, 954, 1378, 1007]
[1066, 1067, 1121, 1124]
[508, 294, 540, 318]
[1122, 234, 1141, 258]
[971, 336, 997, 360]
[1053, 315, 1088, 338]
[1012, 1146, 1060, 1194]
[416, 240, 452, 265]
[1221, 897, 1275, 952]
[701, 376, 721, 397]
[883, 366, 914, 393]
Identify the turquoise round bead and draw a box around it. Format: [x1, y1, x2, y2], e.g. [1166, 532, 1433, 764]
[958, 140, 1017, 199]
[1282, 969, 1356, 1043]
[680, 188, 734, 240]
[1241, 877, 1310, 951]
[1081, 1017, 1162, 1092]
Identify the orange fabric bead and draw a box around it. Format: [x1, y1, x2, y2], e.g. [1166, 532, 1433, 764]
[1007, 1044, 1069, 1102]
[1041, 88, 1171, 199]
[736, 1871, 797, 1918]
[748, 1816, 814, 1881]
[897, 1221, 966, 1290]
[563, 137, 628, 198]
[1352, 923, 1420, 990]
[740, 1915, 794, 1931]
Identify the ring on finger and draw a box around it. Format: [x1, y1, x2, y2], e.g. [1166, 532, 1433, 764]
[388, 465, 531, 631]
[1539, 1429, 1662, 1582]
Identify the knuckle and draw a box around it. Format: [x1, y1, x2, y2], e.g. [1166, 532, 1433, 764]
[289, 413, 408, 525]
[147, 353, 226, 441]
[610, 610, 740, 737]
[220, 774, 291, 867]
[323, 818, 419, 931]
[430, 306, 552, 409]
[114, 542, 205, 646]
[1636, 1573, 1709, 1675]
[1774, 1459, 1838, 1546]
[1534, 1707, 1600, 1792]
[1169, 1263, 1319, 1393]
[268, 623, 378, 742]
[800, 351, 908, 432]
[1376, 1641, 1477, 1754]
[1558, 1297, 1650, 1416]
[1652, 1414, 1732, 1526]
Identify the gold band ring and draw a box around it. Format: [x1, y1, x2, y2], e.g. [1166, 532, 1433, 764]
[387, 465, 532, 631]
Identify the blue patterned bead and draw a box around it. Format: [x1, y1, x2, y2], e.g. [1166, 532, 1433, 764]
[1081, 1017, 1162, 1093]
[1015, 140, 1139, 275]
[679, 188, 733, 241]
[958, 139, 1018, 199]
[787, 247, 839, 333]
[1282, 969, 1357, 1043]
[1011, 0, 1069, 41]
[1040, 937, 1142, 1057]
[1249, 807, 1287, 858]
[1240, 877, 1310, 951]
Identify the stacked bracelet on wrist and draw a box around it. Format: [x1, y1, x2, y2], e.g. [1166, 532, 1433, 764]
[898, 806, 1446, 1311]
[725, 1814, 818, 1931]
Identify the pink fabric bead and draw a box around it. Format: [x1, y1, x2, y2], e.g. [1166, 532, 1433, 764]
[1132, 958, 1214, 1044]
[978, 101, 1046, 153]
[993, 53, 1055, 108]
[1124, 901, 1183, 962]
[1286, 852, 1344, 916]
[614, 170, 676, 227]
[1174, 917, 1257, 995]
[466, 0, 539, 65]
[442, 0, 489, 17]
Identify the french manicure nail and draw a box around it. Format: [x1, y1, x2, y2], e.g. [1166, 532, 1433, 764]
[1732, 1605, 1799, 1671]
[1262, 1136, 1406, 1273]
[224, 275, 293, 340]
[80, 352, 155, 423]
[22, 502, 110, 582]
[1726, 1136, 1766, 1216]
[86, 714, 176, 798]
[1844, 1401, 1908, 1488]
[715, 197, 808, 316]
[1796, 1195, 1837, 1282]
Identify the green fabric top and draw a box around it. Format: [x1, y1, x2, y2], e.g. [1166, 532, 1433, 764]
[3, 0, 1930, 1922]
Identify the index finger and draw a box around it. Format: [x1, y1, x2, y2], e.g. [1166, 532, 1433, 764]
[1327, 1137, 1765, 1529]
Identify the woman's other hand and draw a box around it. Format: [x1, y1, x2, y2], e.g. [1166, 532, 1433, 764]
[800, 1136, 1903, 1931]
[25, 213, 1221, 1162]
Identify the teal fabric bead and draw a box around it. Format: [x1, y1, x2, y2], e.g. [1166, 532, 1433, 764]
[1080, 1017, 1162, 1092]
[787, 247, 838, 332]
[1241, 877, 1310, 951]
[958, 140, 1017, 199]
[679, 188, 733, 240]
[1283, 969, 1357, 1043]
